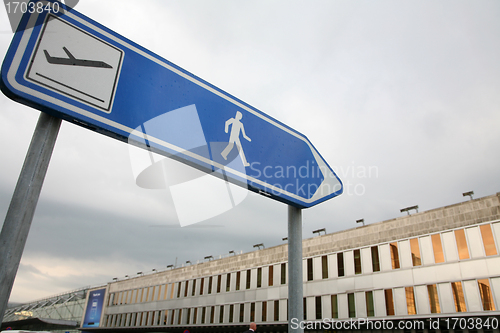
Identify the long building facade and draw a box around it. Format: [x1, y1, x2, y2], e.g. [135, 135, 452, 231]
[4, 193, 500, 332]
[83, 193, 500, 332]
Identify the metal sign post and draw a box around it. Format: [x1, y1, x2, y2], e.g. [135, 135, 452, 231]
[288, 205, 304, 333]
[0, 112, 61, 324]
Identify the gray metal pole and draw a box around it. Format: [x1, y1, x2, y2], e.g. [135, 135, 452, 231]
[0, 112, 61, 325]
[288, 205, 303, 333]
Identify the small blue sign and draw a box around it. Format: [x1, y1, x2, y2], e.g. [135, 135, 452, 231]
[1, 0, 342, 208]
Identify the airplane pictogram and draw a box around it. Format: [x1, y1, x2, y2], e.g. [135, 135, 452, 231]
[43, 46, 113, 69]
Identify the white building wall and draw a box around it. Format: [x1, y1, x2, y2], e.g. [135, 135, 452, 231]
[393, 287, 406, 316]
[399, 240, 412, 269]
[467, 226, 485, 258]
[379, 243, 392, 272]
[355, 291, 366, 318]
[361, 247, 372, 274]
[344, 250, 354, 276]
[463, 279, 482, 312]
[442, 231, 459, 262]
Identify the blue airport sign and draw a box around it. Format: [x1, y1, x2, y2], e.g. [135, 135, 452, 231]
[1, 0, 343, 208]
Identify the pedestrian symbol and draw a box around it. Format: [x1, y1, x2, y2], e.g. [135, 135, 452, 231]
[221, 111, 251, 166]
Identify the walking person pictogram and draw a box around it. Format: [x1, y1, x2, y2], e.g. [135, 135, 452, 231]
[221, 111, 251, 166]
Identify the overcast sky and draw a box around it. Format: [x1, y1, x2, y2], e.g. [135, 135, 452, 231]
[1, 0, 499, 303]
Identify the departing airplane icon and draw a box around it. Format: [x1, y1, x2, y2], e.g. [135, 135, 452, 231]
[43, 47, 113, 69]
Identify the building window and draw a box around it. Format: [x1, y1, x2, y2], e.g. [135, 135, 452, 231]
[354, 249, 362, 274]
[177, 283, 181, 298]
[236, 271, 241, 291]
[331, 295, 338, 318]
[170, 284, 175, 299]
[163, 310, 168, 325]
[219, 305, 224, 323]
[427, 284, 441, 313]
[199, 279, 204, 296]
[281, 263, 286, 284]
[385, 289, 395, 316]
[123, 291, 128, 304]
[157, 285, 162, 301]
[116, 292, 121, 305]
[250, 303, 255, 322]
[210, 306, 215, 324]
[208, 276, 213, 294]
[192, 279, 196, 296]
[321, 255, 328, 279]
[246, 269, 251, 289]
[410, 238, 422, 266]
[365, 291, 374, 317]
[186, 308, 191, 324]
[201, 307, 206, 324]
[169, 310, 174, 325]
[286, 300, 289, 321]
[239, 304, 244, 323]
[148, 288, 153, 302]
[337, 253, 345, 277]
[451, 281, 466, 312]
[162, 286, 168, 301]
[226, 273, 231, 292]
[307, 258, 313, 281]
[405, 287, 416, 315]
[480, 224, 498, 256]
[455, 229, 470, 260]
[311, 296, 320, 320]
[184, 281, 189, 297]
[431, 234, 445, 263]
[217, 275, 222, 293]
[269, 266, 274, 286]
[157, 310, 162, 326]
[303, 298, 307, 320]
[274, 300, 280, 321]
[371, 246, 380, 272]
[229, 304, 234, 323]
[348, 293, 356, 318]
[177, 309, 182, 325]
[262, 301, 267, 322]
[390, 242, 400, 269]
[193, 308, 197, 324]
[478, 279, 496, 311]
[257, 267, 262, 288]
[130, 312, 135, 326]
